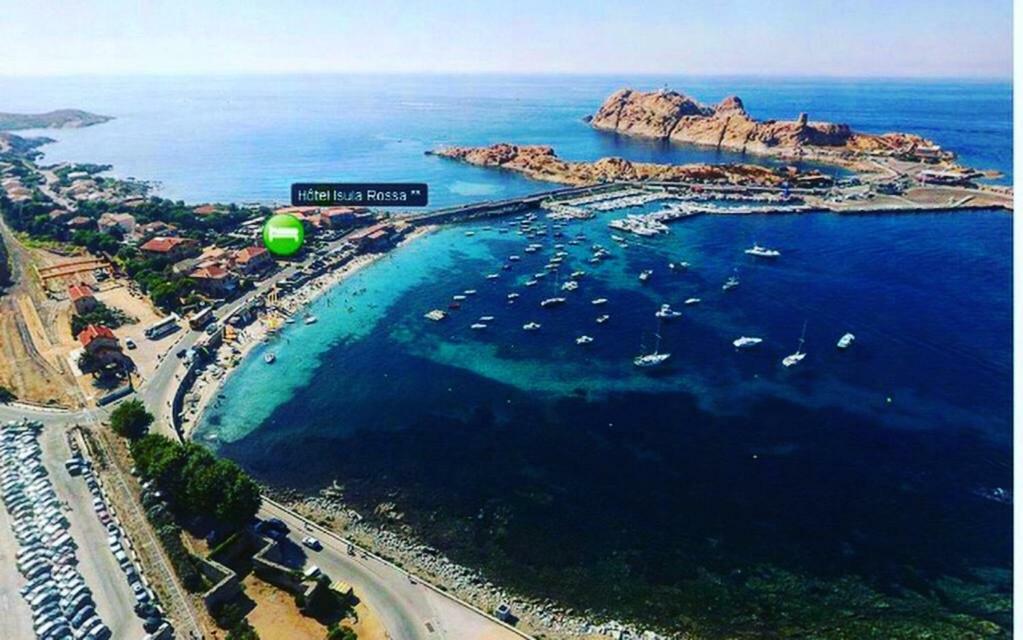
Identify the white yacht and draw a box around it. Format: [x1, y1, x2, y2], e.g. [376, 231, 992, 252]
[655, 304, 682, 319]
[782, 322, 808, 367]
[684, 298, 701, 305]
[733, 336, 763, 349]
[463, 289, 477, 295]
[634, 330, 670, 368]
[745, 244, 781, 258]
[507, 292, 520, 300]
[486, 273, 500, 280]
[470, 323, 487, 330]
[576, 335, 594, 345]
[540, 297, 566, 308]
[596, 314, 610, 324]
[591, 298, 608, 305]
[480, 316, 495, 322]
[304, 315, 318, 325]
[524, 280, 539, 287]
[639, 269, 653, 283]
[561, 281, 579, 292]
[523, 322, 541, 331]
[509, 255, 521, 261]
[263, 353, 276, 364]
[837, 332, 856, 349]
[452, 294, 467, 301]
[570, 271, 585, 280]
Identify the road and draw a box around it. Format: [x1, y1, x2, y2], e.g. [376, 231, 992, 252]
[38, 423, 146, 640]
[260, 501, 526, 640]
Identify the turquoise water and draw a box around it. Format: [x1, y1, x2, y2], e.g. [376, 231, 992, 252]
[7, 75, 1011, 635]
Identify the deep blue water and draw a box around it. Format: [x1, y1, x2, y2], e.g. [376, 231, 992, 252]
[5, 75, 1011, 634]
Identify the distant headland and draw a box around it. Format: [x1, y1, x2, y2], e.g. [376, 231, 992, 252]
[0, 108, 113, 131]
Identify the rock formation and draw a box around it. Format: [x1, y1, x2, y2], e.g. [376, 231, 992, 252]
[589, 88, 945, 161]
[429, 143, 789, 187]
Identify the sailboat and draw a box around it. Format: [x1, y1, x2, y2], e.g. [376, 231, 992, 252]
[634, 322, 671, 367]
[782, 322, 808, 367]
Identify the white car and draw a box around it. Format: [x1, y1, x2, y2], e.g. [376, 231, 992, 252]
[301, 536, 322, 551]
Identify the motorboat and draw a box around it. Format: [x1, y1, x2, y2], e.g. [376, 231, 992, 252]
[837, 332, 856, 349]
[523, 322, 541, 331]
[745, 244, 781, 258]
[576, 335, 594, 345]
[733, 336, 763, 349]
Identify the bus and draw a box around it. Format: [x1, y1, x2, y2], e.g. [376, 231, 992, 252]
[188, 307, 215, 330]
[144, 314, 180, 340]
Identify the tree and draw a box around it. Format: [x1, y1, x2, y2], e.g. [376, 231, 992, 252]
[226, 619, 259, 640]
[326, 624, 357, 640]
[110, 398, 154, 439]
[0, 385, 14, 403]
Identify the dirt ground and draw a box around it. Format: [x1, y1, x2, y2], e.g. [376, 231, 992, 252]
[243, 575, 384, 640]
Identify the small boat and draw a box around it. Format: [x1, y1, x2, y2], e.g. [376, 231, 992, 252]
[837, 332, 856, 349]
[285, 317, 296, 324]
[524, 280, 538, 287]
[561, 281, 579, 292]
[452, 294, 467, 301]
[507, 292, 520, 300]
[463, 289, 477, 295]
[611, 235, 626, 243]
[264, 353, 276, 364]
[576, 335, 594, 345]
[465, 231, 475, 237]
[540, 297, 566, 308]
[470, 323, 488, 330]
[570, 271, 585, 280]
[591, 298, 608, 305]
[684, 298, 701, 305]
[534, 272, 547, 279]
[655, 304, 682, 319]
[596, 314, 610, 324]
[486, 273, 500, 280]
[669, 261, 690, 271]
[424, 309, 447, 321]
[480, 316, 495, 322]
[722, 270, 740, 291]
[782, 322, 808, 367]
[449, 302, 461, 310]
[733, 336, 763, 349]
[304, 315, 318, 325]
[639, 269, 653, 283]
[745, 244, 781, 258]
[523, 322, 541, 331]
[509, 255, 521, 261]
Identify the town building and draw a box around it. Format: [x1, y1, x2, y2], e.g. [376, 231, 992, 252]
[98, 212, 137, 235]
[77, 324, 125, 367]
[189, 264, 239, 298]
[66, 216, 95, 231]
[347, 222, 397, 252]
[68, 283, 98, 314]
[233, 245, 274, 276]
[139, 236, 199, 261]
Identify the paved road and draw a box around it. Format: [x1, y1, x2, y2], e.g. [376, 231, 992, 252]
[260, 501, 526, 640]
[39, 423, 146, 640]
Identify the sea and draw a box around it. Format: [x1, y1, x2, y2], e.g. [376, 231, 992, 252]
[4, 75, 1012, 637]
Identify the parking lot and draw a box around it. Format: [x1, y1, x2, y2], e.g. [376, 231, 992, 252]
[0, 420, 160, 640]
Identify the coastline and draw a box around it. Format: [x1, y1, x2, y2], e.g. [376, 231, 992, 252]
[178, 225, 437, 440]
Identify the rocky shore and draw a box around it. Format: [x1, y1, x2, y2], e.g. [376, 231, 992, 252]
[430, 143, 797, 187]
[268, 485, 672, 640]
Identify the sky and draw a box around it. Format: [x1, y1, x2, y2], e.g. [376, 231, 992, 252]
[2, 0, 1013, 77]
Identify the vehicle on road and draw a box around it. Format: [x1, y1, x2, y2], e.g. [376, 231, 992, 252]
[301, 536, 322, 551]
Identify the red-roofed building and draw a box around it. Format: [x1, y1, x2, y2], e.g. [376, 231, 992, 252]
[189, 264, 239, 298]
[193, 204, 222, 216]
[140, 236, 199, 261]
[77, 324, 124, 368]
[233, 245, 274, 276]
[347, 222, 395, 252]
[320, 207, 367, 230]
[68, 283, 97, 314]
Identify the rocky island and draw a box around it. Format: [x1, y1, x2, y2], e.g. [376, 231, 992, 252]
[587, 88, 948, 165]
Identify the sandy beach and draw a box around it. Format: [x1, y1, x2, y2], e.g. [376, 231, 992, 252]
[177, 225, 437, 437]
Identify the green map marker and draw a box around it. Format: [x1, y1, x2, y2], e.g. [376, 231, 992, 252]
[262, 214, 305, 256]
